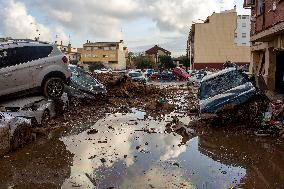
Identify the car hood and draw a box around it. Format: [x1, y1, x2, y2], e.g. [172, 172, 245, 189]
[199, 82, 257, 113]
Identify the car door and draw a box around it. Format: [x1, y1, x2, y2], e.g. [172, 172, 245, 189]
[7, 46, 35, 93]
[0, 48, 18, 96]
[29, 45, 54, 88]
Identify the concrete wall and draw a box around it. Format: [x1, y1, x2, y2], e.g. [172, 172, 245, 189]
[193, 11, 251, 69]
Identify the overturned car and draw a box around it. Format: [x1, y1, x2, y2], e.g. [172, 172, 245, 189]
[67, 65, 107, 100]
[198, 68, 268, 125]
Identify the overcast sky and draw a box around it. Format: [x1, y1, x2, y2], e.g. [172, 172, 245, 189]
[0, 0, 250, 57]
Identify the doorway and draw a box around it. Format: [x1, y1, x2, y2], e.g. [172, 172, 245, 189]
[275, 52, 284, 93]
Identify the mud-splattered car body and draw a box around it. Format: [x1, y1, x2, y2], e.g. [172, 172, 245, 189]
[198, 68, 258, 119]
[0, 112, 32, 156]
[0, 96, 57, 125]
[67, 66, 107, 99]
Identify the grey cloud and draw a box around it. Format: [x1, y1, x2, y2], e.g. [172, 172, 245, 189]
[19, 0, 221, 38]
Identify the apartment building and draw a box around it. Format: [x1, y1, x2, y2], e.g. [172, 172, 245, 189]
[235, 15, 251, 46]
[80, 40, 127, 70]
[188, 9, 251, 70]
[244, 0, 284, 93]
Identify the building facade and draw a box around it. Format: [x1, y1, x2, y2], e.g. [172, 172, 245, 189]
[80, 40, 126, 70]
[244, 0, 284, 93]
[235, 15, 251, 46]
[56, 41, 81, 62]
[188, 9, 251, 70]
[145, 45, 171, 63]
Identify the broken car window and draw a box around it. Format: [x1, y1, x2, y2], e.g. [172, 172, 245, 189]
[199, 70, 248, 100]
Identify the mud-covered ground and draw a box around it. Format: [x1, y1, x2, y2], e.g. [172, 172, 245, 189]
[0, 81, 284, 189]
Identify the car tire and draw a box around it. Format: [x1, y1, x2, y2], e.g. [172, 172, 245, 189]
[10, 124, 32, 150]
[43, 77, 64, 99]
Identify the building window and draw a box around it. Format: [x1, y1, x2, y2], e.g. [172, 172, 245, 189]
[110, 47, 116, 50]
[257, 0, 264, 15]
[103, 55, 109, 58]
[85, 47, 92, 51]
[242, 23, 246, 27]
[234, 33, 238, 38]
[242, 33, 247, 38]
[93, 47, 98, 50]
[242, 43, 247, 46]
[92, 54, 98, 58]
[242, 15, 248, 19]
[103, 47, 110, 50]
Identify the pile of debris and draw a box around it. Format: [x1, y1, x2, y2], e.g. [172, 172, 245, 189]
[255, 100, 284, 138]
[94, 73, 165, 98]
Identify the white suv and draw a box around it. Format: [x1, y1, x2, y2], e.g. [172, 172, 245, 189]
[0, 39, 71, 99]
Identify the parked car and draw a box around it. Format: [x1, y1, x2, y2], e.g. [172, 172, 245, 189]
[127, 71, 146, 84]
[160, 71, 177, 81]
[0, 95, 68, 125]
[198, 68, 259, 119]
[94, 68, 112, 74]
[0, 39, 71, 99]
[173, 67, 190, 80]
[149, 72, 161, 81]
[67, 65, 107, 100]
[189, 71, 207, 87]
[144, 69, 155, 77]
[0, 112, 32, 155]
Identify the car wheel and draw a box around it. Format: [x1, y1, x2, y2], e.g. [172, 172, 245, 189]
[43, 77, 64, 99]
[10, 124, 32, 150]
[41, 109, 50, 126]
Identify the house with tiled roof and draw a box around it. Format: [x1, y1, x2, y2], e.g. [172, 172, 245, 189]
[145, 45, 171, 63]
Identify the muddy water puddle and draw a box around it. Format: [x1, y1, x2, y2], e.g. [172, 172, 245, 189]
[0, 90, 284, 188]
[58, 109, 284, 189]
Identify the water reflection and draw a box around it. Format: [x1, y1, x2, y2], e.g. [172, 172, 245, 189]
[61, 110, 246, 189]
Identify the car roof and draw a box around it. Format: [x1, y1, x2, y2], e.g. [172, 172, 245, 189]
[0, 40, 52, 50]
[201, 68, 236, 82]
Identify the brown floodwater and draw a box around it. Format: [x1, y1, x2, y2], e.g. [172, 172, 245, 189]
[0, 107, 283, 189]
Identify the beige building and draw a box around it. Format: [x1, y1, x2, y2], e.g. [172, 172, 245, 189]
[56, 41, 81, 62]
[188, 9, 251, 70]
[80, 40, 127, 70]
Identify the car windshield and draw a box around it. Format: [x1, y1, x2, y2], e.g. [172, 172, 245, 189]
[198, 70, 248, 100]
[70, 67, 99, 87]
[129, 73, 142, 77]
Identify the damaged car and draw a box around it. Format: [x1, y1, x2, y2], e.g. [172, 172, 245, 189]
[0, 39, 71, 99]
[0, 96, 64, 125]
[198, 68, 267, 123]
[0, 112, 32, 156]
[67, 65, 107, 100]
[127, 71, 147, 84]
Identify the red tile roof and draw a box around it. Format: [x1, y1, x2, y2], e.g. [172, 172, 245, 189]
[145, 45, 171, 55]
